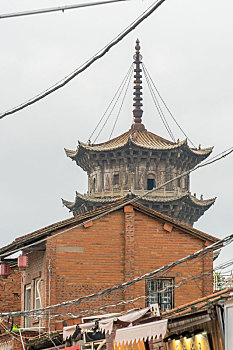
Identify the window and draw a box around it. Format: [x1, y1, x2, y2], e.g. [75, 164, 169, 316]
[146, 278, 174, 312]
[92, 178, 96, 192]
[24, 284, 31, 328]
[34, 278, 41, 309]
[147, 178, 155, 190]
[113, 174, 119, 186]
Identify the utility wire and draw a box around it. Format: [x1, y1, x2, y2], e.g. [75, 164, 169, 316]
[88, 64, 133, 142]
[143, 63, 196, 148]
[142, 64, 176, 142]
[1, 146, 232, 260]
[0, 0, 128, 19]
[33, 258, 233, 320]
[109, 65, 133, 140]
[0, 0, 167, 120]
[2, 225, 233, 317]
[94, 65, 133, 143]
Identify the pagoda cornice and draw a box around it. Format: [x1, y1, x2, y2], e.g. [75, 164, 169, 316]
[62, 191, 125, 211]
[62, 191, 216, 211]
[65, 129, 213, 171]
[142, 192, 216, 207]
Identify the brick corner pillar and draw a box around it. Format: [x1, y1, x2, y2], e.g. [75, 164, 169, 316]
[123, 205, 135, 307]
[106, 325, 117, 350]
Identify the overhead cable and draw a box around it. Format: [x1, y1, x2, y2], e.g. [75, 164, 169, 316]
[2, 228, 233, 317]
[0, 0, 128, 19]
[143, 63, 196, 148]
[0, 0, 167, 120]
[142, 64, 176, 142]
[88, 64, 133, 142]
[94, 64, 133, 143]
[1, 146, 232, 260]
[32, 258, 233, 320]
[109, 65, 133, 139]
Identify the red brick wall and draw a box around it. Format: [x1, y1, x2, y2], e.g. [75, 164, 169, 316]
[0, 267, 21, 332]
[133, 210, 213, 308]
[20, 205, 214, 331]
[21, 250, 47, 328]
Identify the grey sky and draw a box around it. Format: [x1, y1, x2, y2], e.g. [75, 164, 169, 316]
[0, 0, 233, 265]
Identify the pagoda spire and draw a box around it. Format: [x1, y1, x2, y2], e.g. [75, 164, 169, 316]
[132, 39, 144, 127]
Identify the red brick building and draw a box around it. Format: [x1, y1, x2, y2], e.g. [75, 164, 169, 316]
[0, 200, 218, 333]
[0, 264, 21, 333]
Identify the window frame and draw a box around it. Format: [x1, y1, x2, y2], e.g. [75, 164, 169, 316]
[24, 284, 31, 328]
[113, 174, 119, 186]
[147, 178, 155, 190]
[145, 278, 174, 312]
[34, 278, 41, 310]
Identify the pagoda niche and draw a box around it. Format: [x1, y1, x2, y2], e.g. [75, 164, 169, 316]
[63, 40, 216, 226]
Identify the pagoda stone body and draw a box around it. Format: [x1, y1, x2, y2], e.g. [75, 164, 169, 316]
[63, 40, 216, 226]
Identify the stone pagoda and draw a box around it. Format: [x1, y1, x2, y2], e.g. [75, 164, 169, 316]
[63, 40, 216, 226]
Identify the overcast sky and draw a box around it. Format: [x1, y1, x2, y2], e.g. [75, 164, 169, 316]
[0, 0, 233, 266]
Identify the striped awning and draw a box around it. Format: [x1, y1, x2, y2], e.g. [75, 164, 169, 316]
[114, 319, 168, 345]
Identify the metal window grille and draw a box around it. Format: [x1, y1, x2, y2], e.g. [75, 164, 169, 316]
[146, 278, 174, 312]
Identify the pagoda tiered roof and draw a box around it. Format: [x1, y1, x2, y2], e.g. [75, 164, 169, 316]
[62, 191, 216, 210]
[65, 127, 213, 163]
[62, 191, 216, 225]
[63, 40, 215, 226]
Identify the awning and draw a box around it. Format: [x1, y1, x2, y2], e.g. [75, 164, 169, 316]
[79, 321, 96, 332]
[114, 319, 168, 345]
[99, 308, 150, 335]
[63, 325, 77, 340]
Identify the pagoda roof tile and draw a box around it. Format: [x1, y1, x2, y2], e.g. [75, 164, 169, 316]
[65, 128, 213, 159]
[63, 191, 216, 210]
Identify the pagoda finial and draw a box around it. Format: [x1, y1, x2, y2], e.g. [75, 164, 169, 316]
[133, 39, 143, 125]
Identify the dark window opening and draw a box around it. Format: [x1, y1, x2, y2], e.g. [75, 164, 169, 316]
[146, 278, 174, 312]
[92, 178, 96, 192]
[113, 174, 119, 185]
[177, 177, 181, 187]
[147, 178, 155, 190]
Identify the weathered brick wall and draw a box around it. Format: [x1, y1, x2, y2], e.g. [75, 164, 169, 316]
[0, 267, 21, 332]
[133, 210, 213, 308]
[18, 205, 214, 332]
[21, 250, 47, 328]
[50, 210, 126, 326]
[51, 206, 213, 320]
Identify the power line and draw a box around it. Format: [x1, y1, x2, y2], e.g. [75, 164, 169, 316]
[2, 229, 233, 317]
[0, 0, 167, 120]
[109, 65, 133, 140]
[32, 259, 233, 320]
[0, 0, 128, 19]
[94, 65, 133, 143]
[1, 146, 232, 260]
[142, 63, 196, 148]
[88, 64, 133, 142]
[142, 64, 176, 142]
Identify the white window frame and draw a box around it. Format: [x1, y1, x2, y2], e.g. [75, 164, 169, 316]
[24, 284, 31, 328]
[34, 278, 41, 310]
